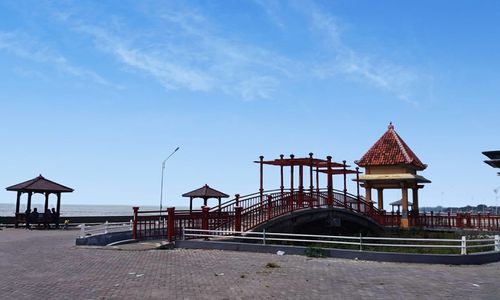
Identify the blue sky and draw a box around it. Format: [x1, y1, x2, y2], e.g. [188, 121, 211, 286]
[0, 0, 499, 211]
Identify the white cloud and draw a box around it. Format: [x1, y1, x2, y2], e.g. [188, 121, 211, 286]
[69, 9, 296, 100]
[0, 31, 118, 88]
[305, 7, 421, 105]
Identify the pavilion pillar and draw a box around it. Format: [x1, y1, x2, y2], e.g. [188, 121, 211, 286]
[401, 183, 409, 229]
[365, 183, 372, 204]
[189, 197, 193, 214]
[327, 156, 333, 207]
[259, 155, 264, 204]
[203, 197, 208, 207]
[280, 154, 284, 197]
[377, 188, 384, 211]
[412, 184, 419, 214]
[26, 192, 32, 228]
[44, 192, 50, 214]
[56, 192, 61, 228]
[15, 191, 21, 214]
[15, 191, 21, 228]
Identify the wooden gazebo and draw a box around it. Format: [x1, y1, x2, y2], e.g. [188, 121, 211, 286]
[390, 199, 413, 213]
[355, 123, 430, 229]
[6, 175, 74, 228]
[182, 184, 229, 213]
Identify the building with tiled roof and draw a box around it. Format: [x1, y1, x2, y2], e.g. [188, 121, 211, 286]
[355, 123, 430, 229]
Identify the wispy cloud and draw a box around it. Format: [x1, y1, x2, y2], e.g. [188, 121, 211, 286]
[303, 6, 421, 105]
[253, 0, 286, 28]
[65, 8, 296, 100]
[0, 31, 118, 88]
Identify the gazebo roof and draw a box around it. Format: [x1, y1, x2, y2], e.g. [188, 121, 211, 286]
[483, 151, 500, 169]
[356, 123, 427, 170]
[258, 157, 345, 168]
[390, 199, 413, 206]
[6, 175, 74, 193]
[182, 184, 229, 199]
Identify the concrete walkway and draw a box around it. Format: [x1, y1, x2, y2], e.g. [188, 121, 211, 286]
[0, 228, 499, 299]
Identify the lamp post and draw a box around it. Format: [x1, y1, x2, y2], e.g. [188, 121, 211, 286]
[160, 147, 180, 212]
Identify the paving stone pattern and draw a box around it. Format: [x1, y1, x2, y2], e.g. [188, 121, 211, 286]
[0, 228, 499, 299]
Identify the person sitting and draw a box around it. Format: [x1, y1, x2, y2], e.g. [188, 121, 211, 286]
[44, 209, 53, 229]
[30, 208, 39, 228]
[24, 208, 31, 229]
[51, 208, 58, 223]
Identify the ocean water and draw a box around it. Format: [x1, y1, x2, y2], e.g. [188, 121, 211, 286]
[0, 203, 186, 217]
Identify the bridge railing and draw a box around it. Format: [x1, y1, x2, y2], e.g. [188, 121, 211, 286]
[79, 220, 133, 238]
[380, 211, 500, 231]
[183, 229, 500, 255]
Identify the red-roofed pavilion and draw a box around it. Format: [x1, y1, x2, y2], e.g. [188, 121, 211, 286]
[6, 175, 74, 228]
[355, 123, 430, 229]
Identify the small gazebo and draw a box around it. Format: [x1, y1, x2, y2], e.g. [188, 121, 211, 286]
[390, 199, 413, 213]
[182, 184, 229, 213]
[6, 175, 74, 228]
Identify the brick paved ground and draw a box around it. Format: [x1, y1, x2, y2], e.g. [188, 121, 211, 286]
[0, 228, 499, 299]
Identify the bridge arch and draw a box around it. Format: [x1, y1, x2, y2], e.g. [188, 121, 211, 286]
[252, 208, 384, 236]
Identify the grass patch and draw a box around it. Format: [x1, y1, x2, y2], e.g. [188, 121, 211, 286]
[265, 262, 280, 268]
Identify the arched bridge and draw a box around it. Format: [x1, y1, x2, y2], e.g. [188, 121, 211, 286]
[132, 189, 500, 241]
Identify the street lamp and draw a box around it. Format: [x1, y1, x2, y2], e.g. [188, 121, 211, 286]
[160, 147, 180, 212]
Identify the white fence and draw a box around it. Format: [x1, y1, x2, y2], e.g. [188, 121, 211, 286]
[79, 220, 133, 238]
[183, 229, 500, 255]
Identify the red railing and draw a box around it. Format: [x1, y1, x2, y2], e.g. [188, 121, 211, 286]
[133, 192, 500, 241]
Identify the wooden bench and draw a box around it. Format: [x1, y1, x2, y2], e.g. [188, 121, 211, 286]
[15, 213, 59, 228]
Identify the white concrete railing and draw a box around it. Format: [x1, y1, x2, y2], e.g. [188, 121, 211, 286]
[183, 229, 500, 255]
[79, 220, 133, 238]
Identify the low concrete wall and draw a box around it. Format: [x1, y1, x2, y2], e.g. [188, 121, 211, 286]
[1, 215, 132, 226]
[76, 231, 133, 246]
[175, 240, 500, 265]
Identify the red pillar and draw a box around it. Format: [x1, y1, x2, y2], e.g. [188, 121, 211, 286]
[308, 153, 314, 209]
[315, 166, 320, 205]
[235, 194, 240, 207]
[279, 154, 284, 197]
[290, 154, 295, 211]
[309, 153, 314, 196]
[327, 156, 333, 207]
[299, 164, 304, 207]
[167, 207, 175, 242]
[267, 195, 272, 220]
[343, 160, 347, 208]
[235, 206, 242, 232]
[259, 155, 264, 204]
[356, 167, 361, 212]
[133, 206, 139, 240]
[202, 206, 209, 233]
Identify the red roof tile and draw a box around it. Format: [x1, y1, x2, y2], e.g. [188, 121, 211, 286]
[356, 123, 427, 170]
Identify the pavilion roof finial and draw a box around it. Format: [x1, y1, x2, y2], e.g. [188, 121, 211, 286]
[388, 122, 394, 130]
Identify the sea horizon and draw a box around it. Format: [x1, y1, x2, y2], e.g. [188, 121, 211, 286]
[0, 203, 189, 217]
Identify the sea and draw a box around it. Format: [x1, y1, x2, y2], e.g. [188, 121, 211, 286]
[0, 203, 188, 217]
